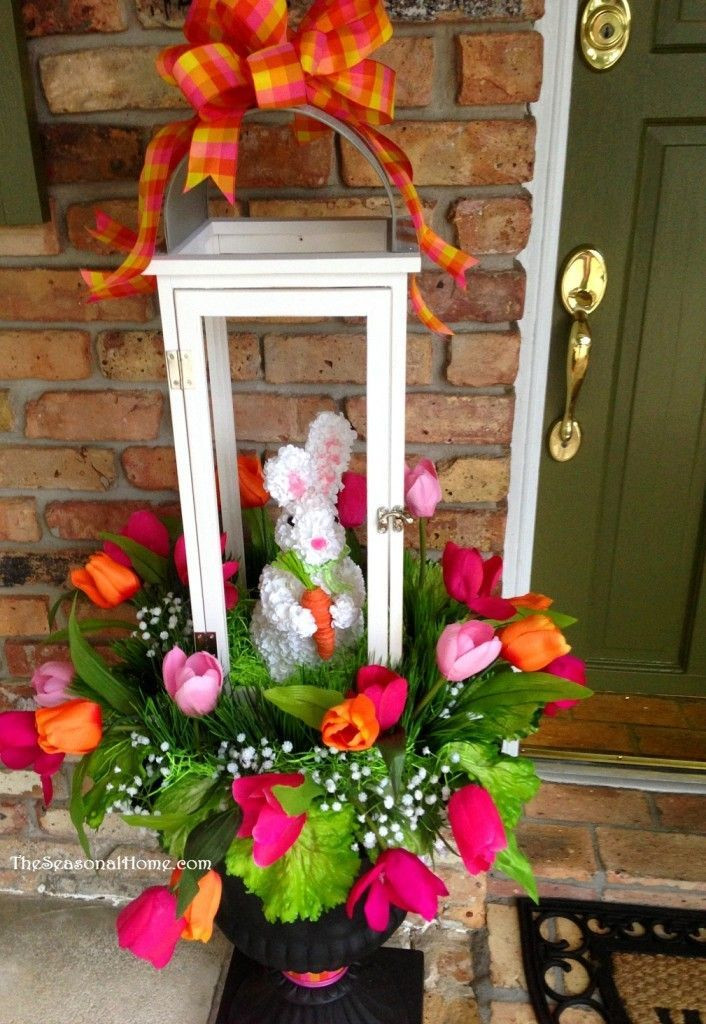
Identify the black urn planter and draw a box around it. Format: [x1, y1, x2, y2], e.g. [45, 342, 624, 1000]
[214, 871, 424, 1024]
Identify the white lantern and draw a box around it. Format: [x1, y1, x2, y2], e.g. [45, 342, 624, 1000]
[146, 110, 420, 673]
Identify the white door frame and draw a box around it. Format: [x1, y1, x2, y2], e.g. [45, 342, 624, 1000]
[503, 0, 581, 596]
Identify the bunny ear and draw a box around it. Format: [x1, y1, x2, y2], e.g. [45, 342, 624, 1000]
[305, 412, 357, 502]
[264, 446, 314, 507]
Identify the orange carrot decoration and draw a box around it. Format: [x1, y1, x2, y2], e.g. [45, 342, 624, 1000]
[301, 587, 335, 661]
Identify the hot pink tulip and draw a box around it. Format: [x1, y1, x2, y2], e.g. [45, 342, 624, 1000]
[0, 711, 64, 805]
[232, 773, 306, 868]
[436, 621, 502, 682]
[441, 542, 516, 620]
[337, 471, 367, 529]
[31, 661, 74, 708]
[162, 646, 223, 717]
[174, 534, 239, 610]
[543, 654, 587, 717]
[346, 849, 448, 932]
[103, 510, 170, 569]
[448, 785, 507, 874]
[116, 886, 186, 969]
[355, 666, 408, 731]
[404, 459, 442, 518]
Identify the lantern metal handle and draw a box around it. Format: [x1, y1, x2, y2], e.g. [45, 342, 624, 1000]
[164, 105, 401, 253]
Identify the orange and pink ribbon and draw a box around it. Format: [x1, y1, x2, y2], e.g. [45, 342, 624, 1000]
[81, 0, 477, 334]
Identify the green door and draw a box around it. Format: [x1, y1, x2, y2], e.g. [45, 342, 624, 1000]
[532, 2, 706, 696]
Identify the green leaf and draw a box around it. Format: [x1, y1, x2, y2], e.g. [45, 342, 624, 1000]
[122, 811, 198, 831]
[48, 589, 73, 630]
[460, 671, 592, 740]
[45, 618, 133, 645]
[99, 532, 168, 585]
[184, 807, 241, 868]
[225, 806, 359, 923]
[264, 685, 343, 729]
[69, 757, 91, 858]
[273, 550, 314, 589]
[68, 600, 135, 714]
[272, 777, 323, 816]
[173, 807, 241, 916]
[494, 833, 538, 903]
[174, 868, 201, 917]
[511, 606, 578, 629]
[378, 730, 406, 798]
[470, 671, 590, 710]
[440, 741, 540, 829]
[160, 514, 183, 544]
[154, 774, 226, 858]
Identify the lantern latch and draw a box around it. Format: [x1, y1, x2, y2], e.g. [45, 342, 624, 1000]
[376, 506, 414, 534]
[166, 350, 194, 390]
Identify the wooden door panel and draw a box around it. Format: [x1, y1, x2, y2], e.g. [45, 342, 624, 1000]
[655, 0, 706, 49]
[591, 126, 706, 673]
[532, 1, 706, 696]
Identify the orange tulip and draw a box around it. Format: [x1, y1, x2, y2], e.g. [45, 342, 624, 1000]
[238, 454, 269, 509]
[71, 552, 140, 609]
[170, 868, 222, 943]
[36, 699, 102, 755]
[321, 694, 380, 752]
[509, 593, 553, 612]
[500, 614, 570, 672]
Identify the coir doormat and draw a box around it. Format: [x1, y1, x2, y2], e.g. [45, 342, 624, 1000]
[518, 896, 706, 1024]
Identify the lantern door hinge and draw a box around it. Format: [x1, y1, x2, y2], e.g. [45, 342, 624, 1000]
[377, 506, 414, 534]
[166, 350, 194, 390]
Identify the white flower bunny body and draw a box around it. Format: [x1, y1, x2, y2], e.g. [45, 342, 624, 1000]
[251, 412, 365, 681]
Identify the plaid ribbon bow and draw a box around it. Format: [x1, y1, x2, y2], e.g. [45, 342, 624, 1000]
[81, 0, 477, 334]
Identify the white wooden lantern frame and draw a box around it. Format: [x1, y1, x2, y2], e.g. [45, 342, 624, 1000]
[146, 108, 421, 673]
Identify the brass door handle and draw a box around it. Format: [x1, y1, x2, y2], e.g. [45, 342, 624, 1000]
[548, 247, 607, 462]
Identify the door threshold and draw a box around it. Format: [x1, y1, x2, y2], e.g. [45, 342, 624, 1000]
[527, 747, 706, 794]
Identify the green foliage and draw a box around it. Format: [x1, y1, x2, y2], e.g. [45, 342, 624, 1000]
[440, 741, 540, 829]
[67, 601, 136, 714]
[378, 730, 406, 798]
[264, 685, 343, 729]
[46, 618, 133, 645]
[495, 833, 538, 903]
[272, 777, 323, 816]
[99, 532, 169, 585]
[153, 773, 229, 858]
[175, 806, 242, 915]
[225, 807, 360, 923]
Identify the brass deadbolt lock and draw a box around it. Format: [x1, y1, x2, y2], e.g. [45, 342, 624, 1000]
[580, 0, 631, 71]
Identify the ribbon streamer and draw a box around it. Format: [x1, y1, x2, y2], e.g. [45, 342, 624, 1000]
[81, 0, 477, 334]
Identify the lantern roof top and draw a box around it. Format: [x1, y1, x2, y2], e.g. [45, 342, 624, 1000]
[146, 215, 421, 278]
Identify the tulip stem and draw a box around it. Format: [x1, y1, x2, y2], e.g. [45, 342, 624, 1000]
[418, 518, 427, 591]
[413, 675, 447, 720]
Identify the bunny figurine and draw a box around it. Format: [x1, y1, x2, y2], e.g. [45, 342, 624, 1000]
[251, 412, 366, 682]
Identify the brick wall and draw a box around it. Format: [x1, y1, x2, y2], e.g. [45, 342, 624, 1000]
[0, 0, 542, 853]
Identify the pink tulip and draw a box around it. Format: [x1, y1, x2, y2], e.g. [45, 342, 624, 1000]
[31, 661, 75, 708]
[174, 534, 239, 611]
[404, 459, 442, 518]
[346, 849, 448, 932]
[337, 471, 367, 529]
[441, 542, 516, 620]
[116, 886, 186, 969]
[232, 773, 306, 868]
[0, 711, 64, 805]
[162, 646, 223, 717]
[543, 654, 587, 717]
[355, 666, 408, 731]
[103, 510, 170, 569]
[448, 785, 507, 874]
[436, 621, 502, 682]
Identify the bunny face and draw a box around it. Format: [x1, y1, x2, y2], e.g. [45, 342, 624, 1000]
[264, 413, 357, 511]
[275, 498, 346, 566]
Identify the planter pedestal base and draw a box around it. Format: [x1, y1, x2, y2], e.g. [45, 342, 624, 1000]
[215, 947, 424, 1024]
